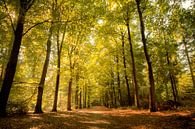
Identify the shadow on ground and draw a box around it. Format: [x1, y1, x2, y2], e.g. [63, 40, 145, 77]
[0, 108, 194, 129]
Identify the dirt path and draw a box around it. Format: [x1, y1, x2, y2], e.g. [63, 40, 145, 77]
[0, 107, 194, 129]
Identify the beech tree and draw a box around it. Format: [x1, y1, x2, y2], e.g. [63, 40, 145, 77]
[135, 0, 156, 112]
[0, 0, 35, 117]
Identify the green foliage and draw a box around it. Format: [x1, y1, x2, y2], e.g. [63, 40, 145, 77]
[0, 0, 194, 113]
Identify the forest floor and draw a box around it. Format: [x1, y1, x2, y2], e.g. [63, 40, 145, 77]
[0, 106, 195, 129]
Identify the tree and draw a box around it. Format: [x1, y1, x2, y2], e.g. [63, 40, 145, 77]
[51, 5, 69, 111]
[121, 32, 132, 106]
[34, 24, 53, 113]
[135, 0, 156, 112]
[125, 3, 139, 108]
[0, 0, 35, 117]
[179, 8, 195, 89]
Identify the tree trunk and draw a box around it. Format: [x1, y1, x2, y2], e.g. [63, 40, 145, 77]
[51, 53, 60, 112]
[52, 24, 66, 112]
[183, 39, 195, 89]
[135, 0, 156, 112]
[111, 66, 117, 107]
[75, 73, 79, 109]
[34, 25, 53, 114]
[165, 84, 169, 100]
[87, 91, 90, 108]
[116, 54, 123, 106]
[126, 19, 140, 108]
[79, 87, 82, 109]
[121, 33, 131, 106]
[67, 59, 72, 111]
[164, 33, 178, 104]
[166, 52, 178, 103]
[83, 85, 87, 108]
[67, 62, 73, 111]
[67, 77, 73, 111]
[112, 84, 117, 107]
[0, 1, 31, 116]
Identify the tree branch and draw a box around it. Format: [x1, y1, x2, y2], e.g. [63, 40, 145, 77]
[27, 0, 35, 10]
[23, 19, 71, 36]
[22, 19, 50, 36]
[2, 0, 15, 32]
[13, 81, 39, 85]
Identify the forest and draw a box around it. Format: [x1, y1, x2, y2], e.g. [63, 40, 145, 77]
[0, 0, 195, 128]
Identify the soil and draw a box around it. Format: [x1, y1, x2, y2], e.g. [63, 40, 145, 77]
[0, 106, 194, 129]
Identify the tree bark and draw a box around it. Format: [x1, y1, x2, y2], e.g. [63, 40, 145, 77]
[183, 39, 195, 89]
[79, 87, 82, 109]
[75, 72, 79, 109]
[126, 18, 140, 108]
[111, 65, 117, 107]
[51, 25, 66, 112]
[116, 54, 123, 106]
[51, 29, 60, 112]
[51, 53, 60, 112]
[87, 91, 90, 108]
[121, 33, 131, 106]
[34, 25, 53, 114]
[83, 84, 87, 108]
[163, 33, 178, 104]
[0, 0, 34, 117]
[135, 0, 156, 112]
[67, 76, 73, 111]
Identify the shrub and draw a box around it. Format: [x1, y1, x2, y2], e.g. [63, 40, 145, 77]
[6, 101, 29, 115]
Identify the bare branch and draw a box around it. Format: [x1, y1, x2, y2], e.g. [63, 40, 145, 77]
[2, 0, 15, 32]
[26, 0, 35, 11]
[22, 19, 50, 36]
[13, 81, 39, 85]
[59, 19, 69, 53]
[146, 32, 151, 39]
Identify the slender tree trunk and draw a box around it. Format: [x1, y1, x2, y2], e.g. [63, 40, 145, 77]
[173, 75, 178, 102]
[104, 92, 109, 107]
[52, 23, 66, 111]
[183, 39, 195, 89]
[126, 19, 140, 108]
[112, 84, 117, 107]
[75, 73, 79, 109]
[111, 66, 117, 107]
[83, 85, 87, 108]
[165, 84, 169, 100]
[87, 91, 90, 108]
[79, 87, 82, 109]
[85, 86, 88, 108]
[121, 33, 131, 106]
[34, 25, 53, 114]
[51, 52, 60, 112]
[108, 84, 113, 108]
[67, 54, 73, 111]
[52, 31, 60, 112]
[166, 52, 177, 103]
[135, 0, 156, 112]
[164, 33, 178, 104]
[116, 54, 123, 106]
[0, 0, 34, 116]
[67, 76, 73, 111]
